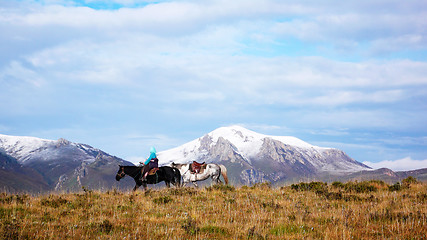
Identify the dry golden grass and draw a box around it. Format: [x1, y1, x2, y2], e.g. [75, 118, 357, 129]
[1, 180, 426, 239]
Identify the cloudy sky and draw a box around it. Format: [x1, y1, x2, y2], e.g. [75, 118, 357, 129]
[1, 0, 426, 170]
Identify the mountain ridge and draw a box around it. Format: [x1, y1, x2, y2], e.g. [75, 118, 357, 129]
[158, 126, 371, 184]
[0, 134, 135, 193]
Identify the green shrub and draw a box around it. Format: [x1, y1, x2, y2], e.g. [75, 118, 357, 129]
[270, 224, 312, 236]
[389, 182, 401, 192]
[291, 182, 327, 193]
[0, 193, 14, 204]
[368, 180, 387, 186]
[98, 219, 113, 234]
[416, 193, 427, 203]
[324, 192, 343, 200]
[200, 225, 228, 236]
[40, 196, 68, 208]
[343, 181, 377, 193]
[251, 182, 272, 189]
[181, 216, 199, 235]
[332, 181, 344, 189]
[168, 187, 198, 196]
[261, 200, 281, 209]
[206, 184, 235, 192]
[402, 176, 418, 188]
[1, 220, 20, 240]
[153, 196, 173, 204]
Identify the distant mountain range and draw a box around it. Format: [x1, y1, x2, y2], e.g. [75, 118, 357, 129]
[0, 134, 135, 193]
[1, 127, 426, 192]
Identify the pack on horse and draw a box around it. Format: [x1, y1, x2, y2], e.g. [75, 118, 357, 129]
[141, 146, 159, 181]
[115, 165, 181, 191]
[170, 161, 229, 187]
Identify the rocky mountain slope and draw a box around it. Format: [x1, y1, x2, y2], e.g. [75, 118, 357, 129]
[158, 126, 371, 185]
[0, 134, 135, 193]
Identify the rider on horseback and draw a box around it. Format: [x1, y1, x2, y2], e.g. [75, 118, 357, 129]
[141, 146, 159, 181]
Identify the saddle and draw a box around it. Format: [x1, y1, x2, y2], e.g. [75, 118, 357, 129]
[190, 161, 206, 174]
[147, 167, 159, 176]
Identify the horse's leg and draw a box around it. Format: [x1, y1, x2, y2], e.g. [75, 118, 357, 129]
[181, 174, 190, 187]
[217, 173, 223, 184]
[172, 175, 181, 188]
[212, 175, 221, 184]
[174, 171, 181, 188]
[142, 182, 148, 191]
[165, 181, 171, 188]
[133, 184, 140, 191]
[216, 175, 222, 184]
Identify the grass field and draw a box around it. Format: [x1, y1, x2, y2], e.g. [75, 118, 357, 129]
[1, 178, 426, 239]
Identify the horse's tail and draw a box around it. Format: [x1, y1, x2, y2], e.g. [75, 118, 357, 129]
[172, 167, 181, 187]
[219, 164, 229, 185]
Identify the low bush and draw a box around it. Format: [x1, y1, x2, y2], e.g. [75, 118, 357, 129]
[333, 181, 379, 193]
[152, 196, 173, 204]
[181, 215, 199, 235]
[270, 224, 313, 236]
[206, 184, 235, 192]
[97, 219, 113, 234]
[40, 196, 68, 208]
[251, 182, 272, 189]
[389, 182, 401, 192]
[291, 182, 327, 193]
[402, 176, 418, 188]
[331, 181, 344, 189]
[200, 225, 229, 236]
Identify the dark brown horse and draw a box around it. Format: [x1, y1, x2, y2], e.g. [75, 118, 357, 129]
[115, 165, 181, 191]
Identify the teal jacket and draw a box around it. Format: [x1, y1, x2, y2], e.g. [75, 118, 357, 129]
[144, 147, 157, 165]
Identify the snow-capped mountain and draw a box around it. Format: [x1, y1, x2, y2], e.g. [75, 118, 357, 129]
[0, 134, 134, 192]
[0, 134, 100, 164]
[158, 126, 371, 184]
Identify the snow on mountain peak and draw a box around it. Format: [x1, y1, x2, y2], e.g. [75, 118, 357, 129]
[158, 125, 330, 165]
[0, 134, 55, 160]
[209, 125, 325, 151]
[0, 134, 92, 163]
[207, 125, 265, 158]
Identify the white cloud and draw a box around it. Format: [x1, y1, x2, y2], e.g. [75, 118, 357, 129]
[0, 61, 45, 87]
[371, 34, 427, 55]
[234, 123, 286, 133]
[0, 124, 11, 132]
[363, 157, 427, 171]
[272, 5, 427, 54]
[309, 129, 349, 137]
[5, 0, 425, 47]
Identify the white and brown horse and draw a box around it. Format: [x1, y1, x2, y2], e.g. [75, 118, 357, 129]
[170, 162, 229, 187]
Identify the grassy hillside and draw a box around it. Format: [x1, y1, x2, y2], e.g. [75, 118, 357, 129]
[1, 179, 426, 239]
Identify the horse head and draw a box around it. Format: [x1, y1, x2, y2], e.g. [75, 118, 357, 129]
[170, 162, 183, 169]
[116, 165, 125, 181]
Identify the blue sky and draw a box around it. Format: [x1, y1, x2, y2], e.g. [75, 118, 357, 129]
[1, 0, 427, 170]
